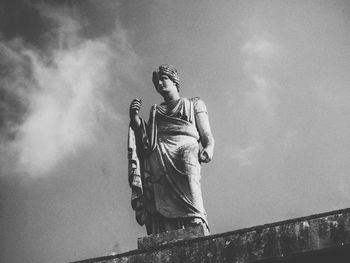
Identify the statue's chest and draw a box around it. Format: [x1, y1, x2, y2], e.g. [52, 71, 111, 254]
[157, 99, 193, 123]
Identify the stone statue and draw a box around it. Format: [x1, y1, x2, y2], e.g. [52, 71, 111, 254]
[128, 64, 214, 235]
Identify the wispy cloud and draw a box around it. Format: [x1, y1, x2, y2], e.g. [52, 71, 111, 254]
[231, 144, 262, 167]
[0, 4, 138, 177]
[241, 34, 281, 119]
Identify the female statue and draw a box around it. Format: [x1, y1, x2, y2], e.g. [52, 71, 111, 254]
[128, 64, 214, 235]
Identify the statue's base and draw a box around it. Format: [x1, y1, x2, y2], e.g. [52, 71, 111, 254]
[137, 224, 209, 250]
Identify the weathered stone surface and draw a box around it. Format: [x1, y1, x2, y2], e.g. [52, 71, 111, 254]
[138, 224, 209, 250]
[72, 208, 350, 263]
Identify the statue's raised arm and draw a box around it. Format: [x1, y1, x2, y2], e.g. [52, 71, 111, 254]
[129, 98, 142, 130]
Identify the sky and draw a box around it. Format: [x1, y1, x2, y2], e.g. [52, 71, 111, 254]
[1, 0, 350, 262]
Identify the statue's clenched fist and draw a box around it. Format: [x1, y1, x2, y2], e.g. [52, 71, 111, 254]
[129, 98, 142, 119]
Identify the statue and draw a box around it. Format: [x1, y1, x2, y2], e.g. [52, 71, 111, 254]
[128, 64, 214, 235]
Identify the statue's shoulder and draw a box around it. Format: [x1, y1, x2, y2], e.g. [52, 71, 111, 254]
[189, 97, 204, 105]
[190, 97, 207, 114]
[189, 96, 200, 102]
[190, 97, 206, 105]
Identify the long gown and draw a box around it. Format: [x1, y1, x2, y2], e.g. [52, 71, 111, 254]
[128, 97, 209, 234]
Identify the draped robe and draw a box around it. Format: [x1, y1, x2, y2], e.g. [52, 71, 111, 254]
[128, 97, 208, 234]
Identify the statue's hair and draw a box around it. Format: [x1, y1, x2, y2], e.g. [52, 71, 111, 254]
[152, 64, 180, 92]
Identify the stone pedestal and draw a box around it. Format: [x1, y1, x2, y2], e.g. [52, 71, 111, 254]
[137, 224, 209, 250]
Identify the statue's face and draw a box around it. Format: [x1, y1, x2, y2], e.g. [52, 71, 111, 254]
[155, 74, 178, 95]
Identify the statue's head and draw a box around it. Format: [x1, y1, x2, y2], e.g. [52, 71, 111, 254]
[152, 64, 180, 92]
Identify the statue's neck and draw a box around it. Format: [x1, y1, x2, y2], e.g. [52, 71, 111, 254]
[163, 92, 180, 103]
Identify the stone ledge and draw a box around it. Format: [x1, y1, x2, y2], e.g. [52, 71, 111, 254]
[138, 224, 209, 250]
[72, 207, 350, 263]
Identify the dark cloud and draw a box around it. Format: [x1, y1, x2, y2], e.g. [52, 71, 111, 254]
[0, 41, 32, 142]
[0, 0, 142, 178]
[0, 0, 54, 47]
[0, 82, 28, 141]
[0, 0, 133, 53]
[0, 0, 121, 144]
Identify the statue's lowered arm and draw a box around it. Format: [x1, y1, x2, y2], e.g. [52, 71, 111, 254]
[195, 112, 214, 163]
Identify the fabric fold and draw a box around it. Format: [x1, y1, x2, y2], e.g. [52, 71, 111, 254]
[127, 125, 145, 225]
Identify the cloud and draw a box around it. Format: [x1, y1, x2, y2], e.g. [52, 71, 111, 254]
[241, 35, 281, 118]
[0, 3, 138, 177]
[242, 37, 278, 62]
[231, 144, 262, 167]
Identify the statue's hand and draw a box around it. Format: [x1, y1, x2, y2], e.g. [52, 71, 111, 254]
[129, 98, 142, 119]
[199, 146, 213, 163]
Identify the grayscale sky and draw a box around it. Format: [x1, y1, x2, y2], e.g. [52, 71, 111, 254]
[1, 1, 350, 262]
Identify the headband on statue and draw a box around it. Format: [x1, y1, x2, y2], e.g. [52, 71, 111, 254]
[152, 64, 180, 90]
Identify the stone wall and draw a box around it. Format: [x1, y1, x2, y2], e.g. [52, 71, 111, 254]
[73, 208, 350, 263]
